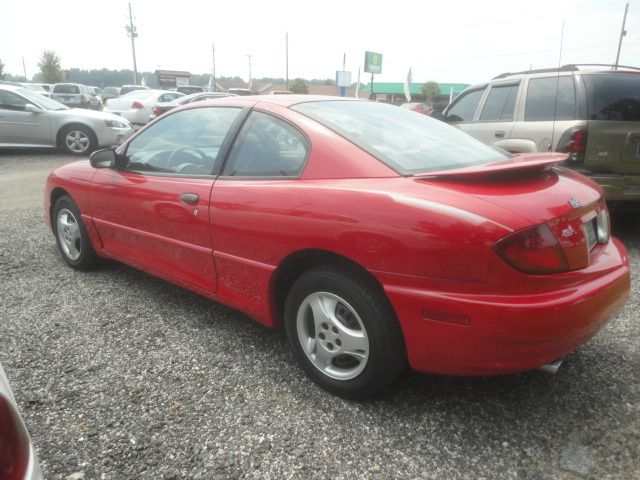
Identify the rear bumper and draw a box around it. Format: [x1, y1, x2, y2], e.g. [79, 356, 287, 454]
[382, 238, 630, 375]
[585, 173, 640, 202]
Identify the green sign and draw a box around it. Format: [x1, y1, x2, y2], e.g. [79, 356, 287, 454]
[364, 51, 383, 74]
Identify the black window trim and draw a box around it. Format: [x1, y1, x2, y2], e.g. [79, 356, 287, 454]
[476, 81, 520, 124]
[523, 74, 577, 122]
[217, 107, 312, 181]
[443, 85, 488, 123]
[116, 104, 251, 179]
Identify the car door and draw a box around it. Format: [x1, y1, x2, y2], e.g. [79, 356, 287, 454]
[0, 90, 52, 146]
[442, 86, 486, 134]
[89, 105, 246, 292]
[469, 81, 519, 148]
[210, 109, 311, 312]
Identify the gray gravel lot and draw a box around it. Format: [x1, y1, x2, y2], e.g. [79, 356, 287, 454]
[1, 150, 639, 480]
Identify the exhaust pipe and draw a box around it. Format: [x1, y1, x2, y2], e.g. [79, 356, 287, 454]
[537, 358, 564, 375]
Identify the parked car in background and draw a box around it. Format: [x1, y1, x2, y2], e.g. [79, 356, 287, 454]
[440, 64, 640, 207]
[119, 84, 149, 96]
[0, 361, 45, 479]
[175, 85, 204, 95]
[104, 89, 184, 125]
[100, 86, 121, 103]
[0, 84, 133, 155]
[149, 91, 235, 120]
[400, 102, 433, 116]
[227, 88, 253, 96]
[51, 83, 101, 110]
[44, 96, 629, 398]
[19, 83, 52, 97]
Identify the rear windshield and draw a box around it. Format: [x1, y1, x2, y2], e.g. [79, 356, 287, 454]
[292, 100, 511, 175]
[53, 84, 80, 94]
[584, 73, 640, 121]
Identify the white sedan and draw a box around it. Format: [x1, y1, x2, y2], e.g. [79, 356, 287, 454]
[104, 89, 184, 126]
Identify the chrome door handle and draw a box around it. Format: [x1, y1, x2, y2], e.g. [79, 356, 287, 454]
[180, 193, 199, 205]
[495, 131, 505, 138]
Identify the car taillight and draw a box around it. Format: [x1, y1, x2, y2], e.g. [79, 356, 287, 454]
[494, 224, 569, 274]
[132, 101, 144, 109]
[556, 126, 587, 162]
[0, 395, 29, 480]
[80, 95, 86, 103]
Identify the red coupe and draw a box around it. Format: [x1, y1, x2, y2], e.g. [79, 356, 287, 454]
[45, 95, 630, 398]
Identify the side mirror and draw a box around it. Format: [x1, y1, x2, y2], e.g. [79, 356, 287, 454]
[430, 110, 445, 122]
[24, 103, 41, 113]
[90, 148, 117, 168]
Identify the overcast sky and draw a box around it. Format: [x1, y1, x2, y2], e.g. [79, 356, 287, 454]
[2, 0, 638, 86]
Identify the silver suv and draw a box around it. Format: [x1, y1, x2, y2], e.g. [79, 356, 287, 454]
[51, 83, 101, 110]
[441, 65, 640, 206]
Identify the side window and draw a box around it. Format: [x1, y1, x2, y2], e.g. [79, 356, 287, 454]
[123, 107, 243, 175]
[479, 84, 519, 122]
[525, 76, 576, 121]
[445, 88, 485, 123]
[0, 91, 29, 111]
[158, 92, 182, 102]
[223, 111, 309, 177]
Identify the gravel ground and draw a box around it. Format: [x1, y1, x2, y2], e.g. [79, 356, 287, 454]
[1, 150, 639, 480]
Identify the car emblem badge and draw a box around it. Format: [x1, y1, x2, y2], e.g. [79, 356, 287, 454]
[561, 225, 575, 238]
[568, 198, 581, 209]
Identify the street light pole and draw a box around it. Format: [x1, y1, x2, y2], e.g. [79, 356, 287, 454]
[614, 2, 629, 70]
[126, 2, 139, 84]
[285, 32, 289, 91]
[246, 54, 252, 92]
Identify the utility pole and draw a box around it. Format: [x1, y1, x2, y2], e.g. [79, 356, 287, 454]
[285, 32, 289, 91]
[614, 2, 630, 70]
[338, 53, 347, 97]
[21, 57, 27, 81]
[246, 54, 252, 92]
[211, 43, 216, 92]
[125, 2, 139, 84]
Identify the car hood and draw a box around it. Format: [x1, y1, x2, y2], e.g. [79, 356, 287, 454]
[56, 108, 131, 124]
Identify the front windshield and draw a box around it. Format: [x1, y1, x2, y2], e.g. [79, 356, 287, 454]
[17, 88, 69, 110]
[292, 100, 511, 175]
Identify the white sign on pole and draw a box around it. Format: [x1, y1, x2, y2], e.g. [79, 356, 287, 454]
[336, 71, 352, 88]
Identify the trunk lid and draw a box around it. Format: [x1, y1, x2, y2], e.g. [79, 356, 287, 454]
[414, 153, 607, 271]
[415, 153, 601, 225]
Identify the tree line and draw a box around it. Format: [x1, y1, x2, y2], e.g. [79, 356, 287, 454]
[0, 51, 337, 90]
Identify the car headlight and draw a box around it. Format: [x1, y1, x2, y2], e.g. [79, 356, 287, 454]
[104, 119, 130, 129]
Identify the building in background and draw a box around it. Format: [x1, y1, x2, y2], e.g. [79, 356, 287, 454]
[363, 82, 470, 110]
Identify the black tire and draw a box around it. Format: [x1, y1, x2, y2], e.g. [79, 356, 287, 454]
[59, 124, 98, 155]
[52, 195, 98, 270]
[284, 264, 406, 399]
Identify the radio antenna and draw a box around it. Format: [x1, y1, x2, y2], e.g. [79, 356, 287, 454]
[550, 19, 565, 152]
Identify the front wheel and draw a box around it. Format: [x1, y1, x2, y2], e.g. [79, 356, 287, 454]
[60, 125, 97, 155]
[284, 265, 406, 399]
[52, 195, 98, 270]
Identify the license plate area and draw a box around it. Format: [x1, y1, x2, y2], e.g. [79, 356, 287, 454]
[583, 218, 598, 251]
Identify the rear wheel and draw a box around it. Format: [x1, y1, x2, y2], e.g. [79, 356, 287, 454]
[52, 195, 98, 270]
[284, 265, 406, 399]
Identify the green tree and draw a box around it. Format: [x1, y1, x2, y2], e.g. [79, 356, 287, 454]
[290, 78, 308, 94]
[37, 50, 65, 83]
[421, 81, 440, 104]
[0, 58, 4, 80]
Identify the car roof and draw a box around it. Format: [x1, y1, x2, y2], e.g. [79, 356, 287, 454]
[218, 94, 355, 108]
[0, 84, 21, 92]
